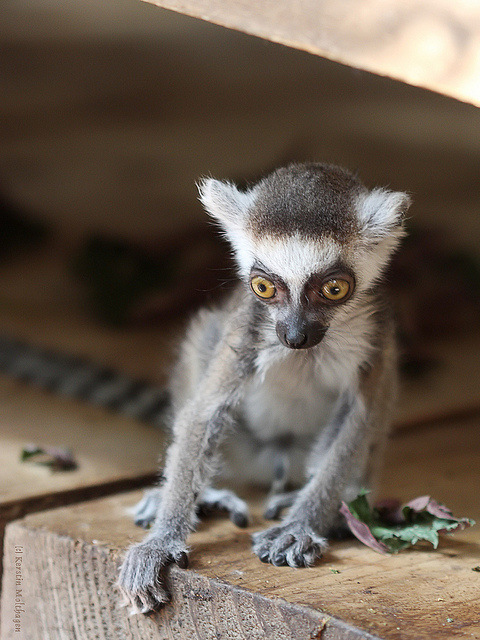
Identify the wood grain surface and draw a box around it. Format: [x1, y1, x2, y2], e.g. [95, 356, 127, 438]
[1, 417, 479, 639]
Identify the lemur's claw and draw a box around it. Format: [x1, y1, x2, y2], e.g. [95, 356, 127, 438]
[252, 521, 327, 568]
[176, 551, 189, 569]
[118, 537, 188, 614]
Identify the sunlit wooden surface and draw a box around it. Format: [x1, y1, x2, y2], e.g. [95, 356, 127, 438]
[143, 0, 480, 107]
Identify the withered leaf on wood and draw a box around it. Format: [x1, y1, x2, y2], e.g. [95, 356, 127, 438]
[20, 444, 78, 472]
[340, 492, 475, 554]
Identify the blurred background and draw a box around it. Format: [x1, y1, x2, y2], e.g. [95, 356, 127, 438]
[1, 0, 480, 423]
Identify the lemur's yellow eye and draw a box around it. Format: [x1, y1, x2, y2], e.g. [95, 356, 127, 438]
[251, 276, 276, 299]
[321, 279, 350, 301]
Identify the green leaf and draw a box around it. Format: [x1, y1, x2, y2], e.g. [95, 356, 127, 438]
[20, 445, 44, 461]
[346, 491, 373, 524]
[341, 493, 475, 554]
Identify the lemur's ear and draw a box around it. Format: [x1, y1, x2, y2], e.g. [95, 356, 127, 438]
[197, 178, 257, 229]
[356, 188, 411, 239]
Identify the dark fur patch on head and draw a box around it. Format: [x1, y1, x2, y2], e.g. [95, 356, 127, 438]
[247, 163, 364, 241]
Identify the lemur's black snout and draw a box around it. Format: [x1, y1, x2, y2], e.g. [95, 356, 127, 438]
[284, 332, 307, 349]
[277, 321, 328, 350]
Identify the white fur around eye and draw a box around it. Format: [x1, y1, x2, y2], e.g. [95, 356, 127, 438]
[255, 235, 340, 279]
[198, 175, 410, 296]
[242, 234, 344, 300]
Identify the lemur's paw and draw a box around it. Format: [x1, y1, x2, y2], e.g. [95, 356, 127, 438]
[198, 487, 250, 528]
[118, 537, 188, 615]
[131, 488, 162, 529]
[252, 521, 327, 568]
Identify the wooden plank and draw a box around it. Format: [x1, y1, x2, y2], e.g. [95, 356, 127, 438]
[142, 0, 480, 107]
[1, 417, 479, 639]
[0, 374, 165, 578]
[0, 376, 164, 505]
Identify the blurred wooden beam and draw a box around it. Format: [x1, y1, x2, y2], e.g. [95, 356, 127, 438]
[142, 0, 480, 107]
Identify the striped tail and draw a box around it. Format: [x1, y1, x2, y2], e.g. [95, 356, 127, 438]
[0, 334, 169, 427]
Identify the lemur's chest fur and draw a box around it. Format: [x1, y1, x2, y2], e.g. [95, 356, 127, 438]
[241, 327, 366, 442]
[242, 355, 337, 441]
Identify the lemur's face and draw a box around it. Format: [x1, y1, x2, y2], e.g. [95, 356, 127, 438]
[198, 163, 409, 350]
[246, 235, 355, 349]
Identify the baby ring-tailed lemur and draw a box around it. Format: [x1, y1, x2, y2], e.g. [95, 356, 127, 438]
[118, 162, 410, 614]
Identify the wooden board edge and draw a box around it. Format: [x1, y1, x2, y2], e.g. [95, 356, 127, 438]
[0, 473, 157, 582]
[140, 0, 480, 108]
[0, 472, 158, 523]
[1, 518, 382, 640]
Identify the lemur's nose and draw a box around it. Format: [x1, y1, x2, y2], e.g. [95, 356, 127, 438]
[277, 320, 328, 349]
[284, 332, 308, 349]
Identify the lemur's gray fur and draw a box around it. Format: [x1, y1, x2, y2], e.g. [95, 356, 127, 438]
[118, 162, 410, 614]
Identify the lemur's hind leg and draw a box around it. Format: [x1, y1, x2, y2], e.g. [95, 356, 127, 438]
[131, 488, 162, 529]
[264, 490, 299, 520]
[197, 487, 250, 528]
[263, 448, 297, 519]
[132, 486, 249, 530]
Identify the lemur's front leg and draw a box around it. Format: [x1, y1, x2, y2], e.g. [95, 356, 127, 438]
[118, 334, 254, 614]
[252, 391, 371, 567]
